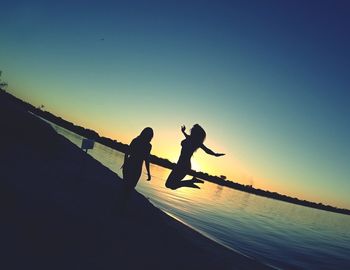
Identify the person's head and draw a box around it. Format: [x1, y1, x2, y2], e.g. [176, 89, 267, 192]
[190, 124, 206, 147]
[139, 127, 154, 143]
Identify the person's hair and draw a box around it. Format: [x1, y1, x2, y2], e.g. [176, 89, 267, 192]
[139, 127, 154, 142]
[190, 124, 206, 148]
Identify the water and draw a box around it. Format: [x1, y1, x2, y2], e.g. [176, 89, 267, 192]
[51, 123, 350, 270]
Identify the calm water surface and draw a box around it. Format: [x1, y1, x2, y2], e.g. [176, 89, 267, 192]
[51, 123, 350, 270]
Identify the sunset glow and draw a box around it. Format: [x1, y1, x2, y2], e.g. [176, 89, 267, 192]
[1, 1, 350, 209]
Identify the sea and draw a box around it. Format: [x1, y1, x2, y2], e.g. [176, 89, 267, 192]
[50, 122, 350, 270]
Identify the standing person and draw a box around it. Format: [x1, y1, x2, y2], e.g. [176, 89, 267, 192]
[165, 124, 224, 190]
[120, 127, 153, 208]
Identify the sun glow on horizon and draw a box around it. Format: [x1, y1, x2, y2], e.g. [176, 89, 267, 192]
[190, 159, 202, 172]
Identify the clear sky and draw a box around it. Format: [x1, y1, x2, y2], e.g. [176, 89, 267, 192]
[1, 0, 349, 208]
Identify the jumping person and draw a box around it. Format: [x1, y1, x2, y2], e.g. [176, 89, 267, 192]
[165, 124, 224, 190]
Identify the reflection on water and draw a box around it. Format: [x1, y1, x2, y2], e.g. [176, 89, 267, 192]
[52, 123, 350, 270]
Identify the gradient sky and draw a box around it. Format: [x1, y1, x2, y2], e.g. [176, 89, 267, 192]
[1, 0, 350, 208]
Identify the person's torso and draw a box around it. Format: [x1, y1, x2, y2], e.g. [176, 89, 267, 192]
[128, 139, 150, 162]
[178, 139, 197, 161]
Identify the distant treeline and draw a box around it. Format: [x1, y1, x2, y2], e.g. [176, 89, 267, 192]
[1, 89, 349, 216]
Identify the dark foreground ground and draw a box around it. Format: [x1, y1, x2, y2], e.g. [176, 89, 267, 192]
[0, 95, 272, 270]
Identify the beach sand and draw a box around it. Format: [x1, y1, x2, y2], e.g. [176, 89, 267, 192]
[0, 94, 272, 270]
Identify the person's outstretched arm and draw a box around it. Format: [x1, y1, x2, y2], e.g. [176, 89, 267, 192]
[201, 144, 225, 157]
[181, 125, 189, 138]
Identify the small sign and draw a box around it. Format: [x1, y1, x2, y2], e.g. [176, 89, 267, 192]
[81, 138, 94, 152]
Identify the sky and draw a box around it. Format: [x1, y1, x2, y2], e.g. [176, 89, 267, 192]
[1, 0, 350, 208]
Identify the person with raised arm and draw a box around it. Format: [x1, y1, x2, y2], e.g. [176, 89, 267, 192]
[165, 124, 224, 189]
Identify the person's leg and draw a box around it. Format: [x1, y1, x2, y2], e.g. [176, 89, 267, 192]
[165, 163, 205, 189]
[175, 179, 201, 189]
[176, 177, 204, 189]
[190, 177, 204, 184]
[116, 181, 134, 214]
[165, 168, 186, 189]
[166, 174, 204, 190]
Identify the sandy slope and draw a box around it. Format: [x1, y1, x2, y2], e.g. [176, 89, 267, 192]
[0, 95, 272, 270]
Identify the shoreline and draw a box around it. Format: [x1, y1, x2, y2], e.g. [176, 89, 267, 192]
[1, 89, 348, 216]
[0, 91, 271, 269]
[52, 118, 350, 218]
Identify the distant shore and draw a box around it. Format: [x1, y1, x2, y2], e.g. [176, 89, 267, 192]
[1, 89, 349, 216]
[0, 89, 272, 269]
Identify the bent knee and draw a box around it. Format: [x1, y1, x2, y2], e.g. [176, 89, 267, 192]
[165, 180, 177, 190]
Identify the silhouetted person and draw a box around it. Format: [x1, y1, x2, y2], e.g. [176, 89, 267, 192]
[119, 127, 153, 210]
[165, 124, 224, 189]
